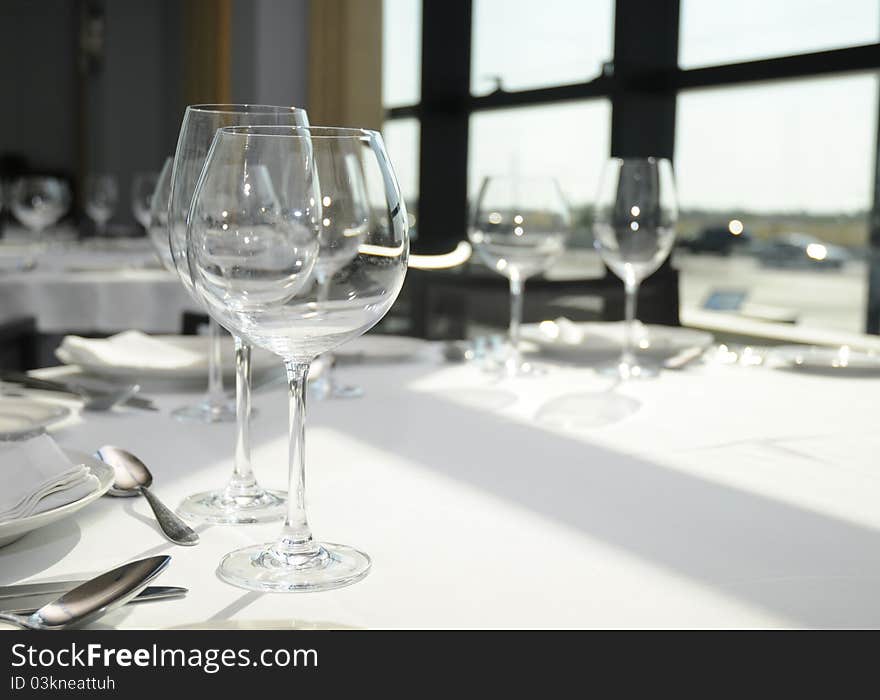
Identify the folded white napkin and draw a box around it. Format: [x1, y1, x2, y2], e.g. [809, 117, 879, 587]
[0, 433, 98, 522]
[59, 330, 204, 370]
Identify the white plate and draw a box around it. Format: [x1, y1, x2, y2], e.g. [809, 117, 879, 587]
[0, 450, 113, 547]
[520, 321, 714, 363]
[0, 399, 72, 438]
[55, 335, 280, 383]
[769, 345, 880, 375]
[337, 334, 430, 363]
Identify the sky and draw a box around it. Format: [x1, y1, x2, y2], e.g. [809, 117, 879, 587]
[380, 0, 880, 215]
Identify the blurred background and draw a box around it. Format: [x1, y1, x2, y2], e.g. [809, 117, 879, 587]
[1, 0, 879, 361]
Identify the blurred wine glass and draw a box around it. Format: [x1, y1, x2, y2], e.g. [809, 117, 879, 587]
[468, 176, 570, 376]
[10, 176, 71, 248]
[147, 157, 174, 270]
[132, 171, 160, 229]
[85, 174, 118, 235]
[593, 157, 678, 379]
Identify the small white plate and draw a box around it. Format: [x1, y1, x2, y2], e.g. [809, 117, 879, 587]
[337, 334, 430, 363]
[769, 345, 880, 375]
[0, 399, 72, 438]
[0, 450, 113, 547]
[56, 335, 280, 383]
[520, 321, 714, 363]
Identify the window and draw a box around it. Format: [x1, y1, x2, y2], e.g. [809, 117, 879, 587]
[470, 0, 614, 95]
[675, 74, 878, 332]
[679, 0, 880, 69]
[383, 1, 880, 333]
[469, 101, 611, 245]
[382, 0, 421, 108]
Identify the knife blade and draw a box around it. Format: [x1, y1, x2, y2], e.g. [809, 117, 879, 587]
[0, 372, 157, 411]
[0, 584, 186, 614]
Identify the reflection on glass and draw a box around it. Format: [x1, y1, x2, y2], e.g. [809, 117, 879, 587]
[381, 118, 419, 238]
[680, 0, 880, 69]
[471, 0, 613, 95]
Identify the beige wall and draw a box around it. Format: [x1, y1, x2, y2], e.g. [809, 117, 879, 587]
[308, 0, 383, 130]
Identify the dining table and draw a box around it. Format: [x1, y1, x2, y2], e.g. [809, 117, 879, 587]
[2, 340, 880, 629]
[0, 233, 196, 334]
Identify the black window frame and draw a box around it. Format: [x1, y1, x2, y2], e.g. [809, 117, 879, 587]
[384, 0, 880, 332]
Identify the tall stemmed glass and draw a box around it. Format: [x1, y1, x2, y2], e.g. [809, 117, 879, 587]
[85, 174, 118, 235]
[169, 105, 309, 524]
[468, 176, 570, 376]
[188, 126, 408, 591]
[593, 157, 678, 379]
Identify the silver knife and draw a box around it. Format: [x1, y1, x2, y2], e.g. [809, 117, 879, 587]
[0, 373, 157, 411]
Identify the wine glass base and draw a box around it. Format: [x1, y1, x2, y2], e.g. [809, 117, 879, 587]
[309, 375, 363, 400]
[218, 542, 371, 592]
[596, 360, 660, 380]
[178, 488, 286, 524]
[172, 397, 237, 423]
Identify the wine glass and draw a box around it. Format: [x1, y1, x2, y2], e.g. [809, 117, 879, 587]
[169, 104, 309, 524]
[188, 125, 408, 591]
[85, 174, 118, 235]
[147, 158, 174, 270]
[10, 176, 71, 248]
[468, 176, 570, 376]
[592, 157, 677, 379]
[132, 171, 160, 229]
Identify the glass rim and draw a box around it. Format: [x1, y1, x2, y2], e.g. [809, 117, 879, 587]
[186, 103, 307, 115]
[216, 125, 381, 141]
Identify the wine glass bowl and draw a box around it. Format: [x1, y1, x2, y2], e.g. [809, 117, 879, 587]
[593, 157, 678, 379]
[10, 176, 71, 237]
[188, 125, 409, 591]
[468, 176, 571, 376]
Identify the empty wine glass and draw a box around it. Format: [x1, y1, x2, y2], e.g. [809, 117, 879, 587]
[132, 171, 160, 229]
[593, 157, 678, 379]
[468, 176, 570, 376]
[169, 104, 310, 524]
[147, 158, 174, 270]
[10, 176, 71, 247]
[188, 125, 408, 591]
[85, 174, 118, 235]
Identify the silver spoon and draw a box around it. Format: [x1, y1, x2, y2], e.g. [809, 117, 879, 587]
[0, 555, 170, 630]
[97, 445, 199, 546]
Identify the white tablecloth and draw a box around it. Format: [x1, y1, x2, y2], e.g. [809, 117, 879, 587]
[0, 240, 196, 333]
[2, 349, 880, 629]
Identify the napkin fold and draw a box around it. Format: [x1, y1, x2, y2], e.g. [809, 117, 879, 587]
[0, 433, 98, 522]
[59, 330, 204, 370]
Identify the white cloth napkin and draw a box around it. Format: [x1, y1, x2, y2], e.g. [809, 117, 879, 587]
[0, 433, 98, 522]
[59, 330, 204, 369]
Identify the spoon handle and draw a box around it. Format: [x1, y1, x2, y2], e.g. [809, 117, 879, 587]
[0, 612, 33, 629]
[140, 488, 199, 546]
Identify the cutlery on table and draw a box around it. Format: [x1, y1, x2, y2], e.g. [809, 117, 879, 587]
[0, 584, 186, 616]
[0, 555, 170, 630]
[96, 445, 199, 546]
[0, 371, 156, 412]
[662, 345, 707, 370]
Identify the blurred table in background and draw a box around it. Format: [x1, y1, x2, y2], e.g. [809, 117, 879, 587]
[0, 234, 197, 366]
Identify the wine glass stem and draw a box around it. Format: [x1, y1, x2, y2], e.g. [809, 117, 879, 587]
[623, 279, 639, 367]
[206, 316, 225, 401]
[226, 336, 258, 498]
[277, 360, 317, 556]
[508, 276, 524, 363]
